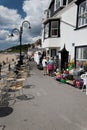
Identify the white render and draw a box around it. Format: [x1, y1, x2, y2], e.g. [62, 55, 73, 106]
[42, 37, 61, 48]
[42, 2, 87, 61]
[34, 51, 40, 65]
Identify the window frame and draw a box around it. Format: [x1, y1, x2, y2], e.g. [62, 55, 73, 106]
[43, 19, 60, 39]
[51, 21, 58, 37]
[75, 45, 87, 68]
[54, 0, 61, 11]
[76, 0, 87, 29]
[44, 23, 49, 39]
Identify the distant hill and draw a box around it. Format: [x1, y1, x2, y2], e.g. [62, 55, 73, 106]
[0, 38, 42, 53]
[4, 44, 31, 53]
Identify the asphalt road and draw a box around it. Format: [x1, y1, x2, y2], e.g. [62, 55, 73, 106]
[0, 61, 87, 130]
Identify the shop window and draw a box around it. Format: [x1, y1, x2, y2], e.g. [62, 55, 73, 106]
[75, 46, 87, 69]
[76, 47, 87, 59]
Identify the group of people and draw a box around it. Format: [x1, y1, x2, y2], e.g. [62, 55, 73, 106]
[42, 56, 55, 76]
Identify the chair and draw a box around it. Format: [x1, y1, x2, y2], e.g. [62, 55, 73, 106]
[80, 74, 87, 91]
[10, 79, 24, 100]
[0, 80, 8, 106]
[6, 70, 16, 88]
[17, 70, 28, 85]
[7, 71, 15, 78]
[0, 81, 3, 105]
[20, 71, 28, 87]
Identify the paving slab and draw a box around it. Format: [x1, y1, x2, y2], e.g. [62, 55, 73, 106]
[0, 61, 87, 130]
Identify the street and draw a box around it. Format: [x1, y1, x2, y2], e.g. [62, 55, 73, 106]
[0, 61, 87, 130]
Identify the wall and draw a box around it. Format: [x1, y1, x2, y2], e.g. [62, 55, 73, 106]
[42, 2, 87, 61]
[42, 37, 61, 48]
[57, 3, 87, 60]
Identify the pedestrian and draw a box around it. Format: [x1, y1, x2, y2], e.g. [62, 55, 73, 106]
[42, 57, 47, 75]
[47, 57, 54, 76]
[14, 60, 21, 76]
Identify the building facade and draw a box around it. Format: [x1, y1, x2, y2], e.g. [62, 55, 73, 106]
[42, 0, 87, 70]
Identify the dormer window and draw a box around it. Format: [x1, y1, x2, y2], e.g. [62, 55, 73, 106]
[55, 0, 61, 10]
[54, 0, 63, 11]
[54, 0, 66, 11]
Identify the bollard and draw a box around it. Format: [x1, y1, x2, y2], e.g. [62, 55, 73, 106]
[0, 63, 2, 80]
[8, 63, 11, 71]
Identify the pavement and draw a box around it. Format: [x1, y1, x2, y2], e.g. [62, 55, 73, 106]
[0, 61, 87, 130]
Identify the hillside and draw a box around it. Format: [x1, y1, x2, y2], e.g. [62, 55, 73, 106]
[4, 44, 31, 53]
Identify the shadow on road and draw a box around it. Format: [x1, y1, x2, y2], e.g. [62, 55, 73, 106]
[0, 106, 13, 117]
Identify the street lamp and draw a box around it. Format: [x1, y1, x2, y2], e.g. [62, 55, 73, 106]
[11, 20, 31, 65]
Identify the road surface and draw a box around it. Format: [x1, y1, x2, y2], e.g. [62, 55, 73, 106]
[0, 61, 87, 130]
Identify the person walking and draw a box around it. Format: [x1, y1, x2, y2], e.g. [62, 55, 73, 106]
[47, 57, 54, 76]
[42, 57, 47, 75]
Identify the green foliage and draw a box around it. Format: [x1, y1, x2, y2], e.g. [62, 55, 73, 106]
[6, 44, 31, 53]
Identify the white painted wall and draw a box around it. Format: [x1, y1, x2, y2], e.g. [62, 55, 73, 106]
[60, 4, 77, 59]
[42, 37, 61, 48]
[60, 3, 87, 60]
[34, 51, 40, 65]
[42, 2, 87, 61]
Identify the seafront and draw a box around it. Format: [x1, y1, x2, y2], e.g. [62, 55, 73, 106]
[0, 61, 87, 130]
[0, 53, 17, 64]
[0, 53, 18, 72]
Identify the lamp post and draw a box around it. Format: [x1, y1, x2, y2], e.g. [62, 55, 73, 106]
[11, 20, 31, 65]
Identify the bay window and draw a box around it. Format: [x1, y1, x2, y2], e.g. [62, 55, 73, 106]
[51, 21, 58, 37]
[44, 19, 60, 39]
[44, 23, 49, 38]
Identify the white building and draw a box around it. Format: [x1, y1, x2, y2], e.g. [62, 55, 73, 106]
[42, 0, 87, 70]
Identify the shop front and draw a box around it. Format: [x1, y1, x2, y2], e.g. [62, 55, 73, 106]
[75, 45, 87, 71]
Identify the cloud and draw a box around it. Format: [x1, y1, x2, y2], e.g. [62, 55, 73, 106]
[0, 0, 51, 50]
[0, 5, 22, 29]
[0, 5, 22, 50]
[22, 0, 51, 42]
[23, 0, 49, 37]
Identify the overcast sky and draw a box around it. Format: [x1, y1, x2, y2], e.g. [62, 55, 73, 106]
[0, 0, 51, 50]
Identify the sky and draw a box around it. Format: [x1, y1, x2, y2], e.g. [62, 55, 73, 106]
[0, 0, 51, 50]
